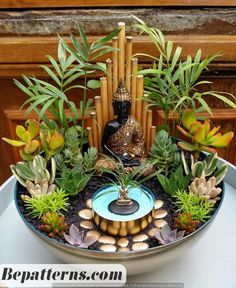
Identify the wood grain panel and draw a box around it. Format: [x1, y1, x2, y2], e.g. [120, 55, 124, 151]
[0, 0, 236, 8]
[1, 63, 236, 79]
[1, 35, 236, 64]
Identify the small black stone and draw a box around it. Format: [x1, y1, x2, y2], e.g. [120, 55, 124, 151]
[108, 199, 139, 215]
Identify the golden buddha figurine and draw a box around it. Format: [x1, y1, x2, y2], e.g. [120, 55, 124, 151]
[102, 81, 146, 166]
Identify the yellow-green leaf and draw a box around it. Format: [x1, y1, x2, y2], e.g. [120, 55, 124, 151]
[182, 110, 197, 130]
[194, 124, 206, 144]
[189, 121, 201, 135]
[24, 139, 40, 154]
[21, 131, 31, 142]
[210, 131, 234, 148]
[204, 120, 211, 135]
[200, 145, 217, 154]
[48, 130, 64, 151]
[2, 137, 25, 147]
[16, 125, 26, 139]
[207, 125, 221, 139]
[20, 150, 35, 161]
[207, 133, 221, 145]
[177, 141, 196, 152]
[27, 119, 40, 139]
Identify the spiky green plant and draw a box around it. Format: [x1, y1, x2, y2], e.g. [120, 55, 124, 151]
[150, 130, 181, 175]
[56, 147, 97, 195]
[133, 16, 236, 131]
[24, 188, 69, 218]
[157, 166, 191, 196]
[174, 190, 214, 222]
[54, 126, 83, 170]
[98, 156, 157, 198]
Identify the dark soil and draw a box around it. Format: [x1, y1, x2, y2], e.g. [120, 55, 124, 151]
[16, 173, 222, 251]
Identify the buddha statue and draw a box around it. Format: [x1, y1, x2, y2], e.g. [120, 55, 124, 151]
[102, 81, 146, 166]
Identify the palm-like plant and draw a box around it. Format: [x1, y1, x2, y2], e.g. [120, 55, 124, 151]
[15, 25, 119, 148]
[59, 26, 119, 146]
[99, 157, 156, 203]
[15, 40, 86, 130]
[133, 16, 236, 131]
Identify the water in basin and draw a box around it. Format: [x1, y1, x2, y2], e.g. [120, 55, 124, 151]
[92, 185, 154, 221]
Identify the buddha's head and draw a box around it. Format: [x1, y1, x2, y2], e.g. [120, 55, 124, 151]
[113, 100, 131, 117]
[112, 81, 131, 122]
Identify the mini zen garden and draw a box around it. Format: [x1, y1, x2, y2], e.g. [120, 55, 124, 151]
[2, 18, 235, 268]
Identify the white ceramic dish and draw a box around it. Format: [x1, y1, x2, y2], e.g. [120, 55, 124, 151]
[14, 178, 224, 275]
[1, 159, 236, 286]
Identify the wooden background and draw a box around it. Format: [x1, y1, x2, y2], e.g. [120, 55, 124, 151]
[0, 6, 236, 184]
[0, 0, 236, 8]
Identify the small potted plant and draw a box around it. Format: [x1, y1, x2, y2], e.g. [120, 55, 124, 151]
[1, 19, 235, 275]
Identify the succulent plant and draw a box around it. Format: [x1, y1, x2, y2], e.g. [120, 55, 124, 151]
[64, 224, 97, 248]
[177, 110, 234, 160]
[10, 155, 56, 187]
[55, 126, 83, 170]
[173, 212, 200, 235]
[189, 176, 222, 204]
[40, 127, 64, 160]
[175, 190, 214, 222]
[21, 179, 56, 201]
[181, 151, 228, 185]
[2, 119, 40, 161]
[39, 212, 68, 238]
[150, 130, 181, 175]
[56, 147, 97, 196]
[152, 225, 185, 245]
[157, 166, 191, 196]
[24, 188, 69, 218]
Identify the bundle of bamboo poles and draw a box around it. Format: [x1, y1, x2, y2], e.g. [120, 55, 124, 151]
[87, 22, 156, 154]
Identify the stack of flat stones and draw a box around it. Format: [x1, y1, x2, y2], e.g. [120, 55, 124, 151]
[77, 199, 168, 252]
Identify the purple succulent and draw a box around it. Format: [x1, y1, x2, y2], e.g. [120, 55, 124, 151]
[64, 224, 97, 248]
[153, 224, 185, 245]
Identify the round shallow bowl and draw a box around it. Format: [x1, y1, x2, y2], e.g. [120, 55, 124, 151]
[14, 181, 224, 275]
[92, 185, 155, 236]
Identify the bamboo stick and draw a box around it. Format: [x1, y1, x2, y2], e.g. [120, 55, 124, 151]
[100, 77, 109, 128]
[146, 109, 153, 154]
[131, 58, 138, 116]
[94, 96, 103, 151]
[87, 127, 93, 148]
[118, 22, 125, 82]
[125, 36, 133, 93]
[91, 111, 99, 151]
[106, 58, 113, 120]
[136, 75, 144, 123]
[112, 37, 118, 93]
[142, 99, 148, 140]
[150, 126, 156, 148]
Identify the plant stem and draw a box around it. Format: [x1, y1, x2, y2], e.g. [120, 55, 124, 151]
[193, 148, 200, 163]
[80, 63, 88, 148]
